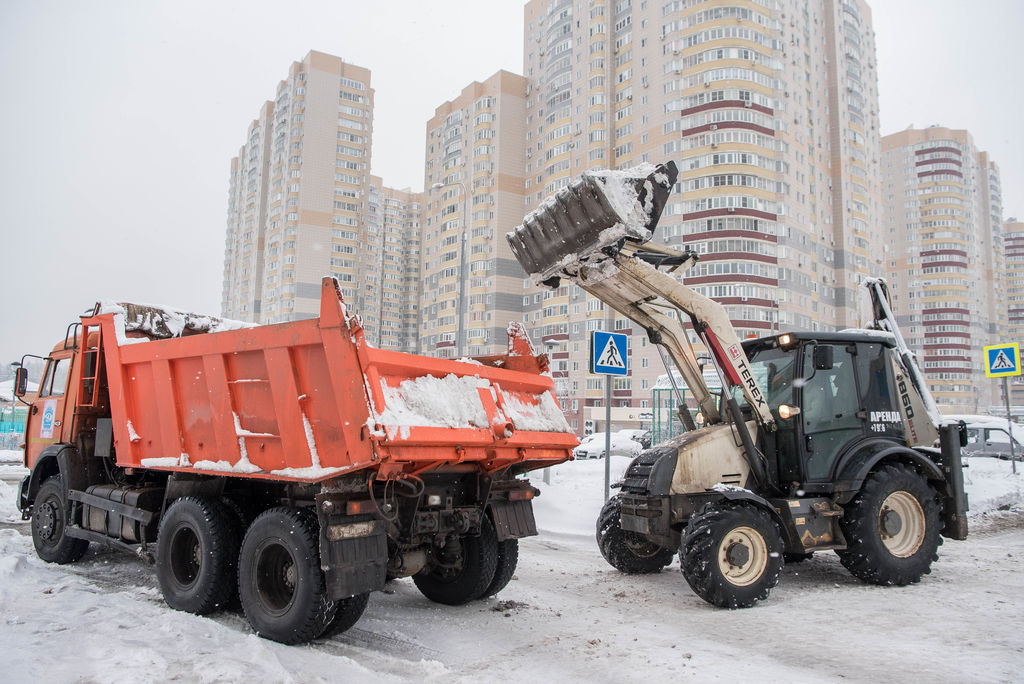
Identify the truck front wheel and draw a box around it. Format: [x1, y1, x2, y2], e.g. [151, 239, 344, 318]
[680, 502, 783, 608]
[596, 494, 675, 574]
[413, 515, 498, 605]
[156, 496, 239, 614]
[836, 463, 942, 586]
[31, 476, 88, 564]
[238, 507, 336, 644]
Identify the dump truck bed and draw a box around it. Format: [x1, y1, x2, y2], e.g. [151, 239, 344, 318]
[88, 278, 575, 482]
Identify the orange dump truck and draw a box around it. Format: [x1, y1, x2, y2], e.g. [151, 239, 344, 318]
[15, 277, 575, 643]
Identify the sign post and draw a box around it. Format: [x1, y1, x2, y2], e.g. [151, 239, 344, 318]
[984, 343, 1021, 474]
[591, 330, 629, 500]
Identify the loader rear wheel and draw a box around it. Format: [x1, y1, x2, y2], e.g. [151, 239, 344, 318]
[31, 476, 88, 564]
[156, 496, 239, 615]
[238, 507, 336, 644]
[483, 537, 519, 598]
[317, 593, 370, 640]
[413, 515, 498, 605]
[836, 464, 942, 586]
[680, 502, 783, 609]
[596, 494, 674, 574]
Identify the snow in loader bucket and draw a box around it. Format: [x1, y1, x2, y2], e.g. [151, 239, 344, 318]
[506, 161, 678, 285]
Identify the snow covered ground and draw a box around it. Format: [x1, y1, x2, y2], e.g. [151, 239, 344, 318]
[1, 449, 1023, 682]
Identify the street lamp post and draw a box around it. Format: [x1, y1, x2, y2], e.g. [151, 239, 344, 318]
[431, 180, 469, 357]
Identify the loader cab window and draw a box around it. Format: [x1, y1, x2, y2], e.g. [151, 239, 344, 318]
[800, 344, 862, 480]
[729, 346, 797, 412]
[39, 358, 70, 398]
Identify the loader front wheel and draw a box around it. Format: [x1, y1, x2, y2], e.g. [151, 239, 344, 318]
[836, 464, 942, 586]
[31, 476, 88, 564]
[238, 507, 336, 644]
[156, 496, 239, 615]
[413, 515, 498, 605]
[680, 502, 783, 608]
[596, 494, 674, 574]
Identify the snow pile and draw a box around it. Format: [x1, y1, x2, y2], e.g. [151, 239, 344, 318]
[963, 456, 1024, 514]
[497, 390, 571, 433]
[373, 374, 573, 438]
[585, 162, 658, 241]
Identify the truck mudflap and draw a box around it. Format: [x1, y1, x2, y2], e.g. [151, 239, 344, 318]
[489, 499, 538, 541]
[318, 515, 388, 600]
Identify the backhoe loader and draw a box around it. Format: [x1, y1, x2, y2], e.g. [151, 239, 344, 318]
[507, 161, 968, 607]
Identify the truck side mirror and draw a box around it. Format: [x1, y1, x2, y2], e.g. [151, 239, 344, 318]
[14, 367, 28, 397]
[813, 345, 834, 371]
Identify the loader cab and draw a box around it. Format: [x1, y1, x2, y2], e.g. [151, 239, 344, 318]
[737, 332, 903, 494]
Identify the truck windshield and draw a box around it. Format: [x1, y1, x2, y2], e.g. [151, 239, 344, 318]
[729, 346, 796, 412]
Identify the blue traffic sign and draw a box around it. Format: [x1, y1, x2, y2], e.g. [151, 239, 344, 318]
[984, 343, 1021, 378]
[591, 331, 629, 376]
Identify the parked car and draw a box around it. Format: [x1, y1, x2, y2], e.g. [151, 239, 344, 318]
[573, 431, 643, 459]
[616, 429, 653, 449]
[947, 414, 1024, 461]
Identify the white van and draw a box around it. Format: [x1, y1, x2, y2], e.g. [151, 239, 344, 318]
[945, 414, 1023, 461]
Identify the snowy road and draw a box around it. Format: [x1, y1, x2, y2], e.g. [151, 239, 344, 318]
[1, 453, 1023, 682]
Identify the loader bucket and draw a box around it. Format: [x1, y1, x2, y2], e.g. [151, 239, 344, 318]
[507, 161, 678, 284]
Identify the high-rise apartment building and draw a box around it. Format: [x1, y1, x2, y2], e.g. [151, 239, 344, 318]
[223, 51, 374, 325]
[519, 0, 882, 432]
[421, 71, 528, 358]
[880, 126, 1004, 412]
[1005, 220, 1024, 408]
[365, 177, 423, 351]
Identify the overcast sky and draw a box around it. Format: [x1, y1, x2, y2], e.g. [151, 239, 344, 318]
[0, 0, 1021, 368]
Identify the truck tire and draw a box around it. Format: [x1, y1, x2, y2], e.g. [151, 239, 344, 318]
[31, 476, 89, 564]
[483, 538, 519, 598]
[238, 507, 337, 644]
[596, 494, 674, 574]
[413, 515, 498, 605]
[836, 463, 942, 586]
[680, 502, 783, 608]
[156, 496, 239, 615]
[317, 593, 370, 640]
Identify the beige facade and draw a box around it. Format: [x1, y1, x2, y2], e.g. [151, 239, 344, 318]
[880, 126, 1004, 413]
[421, 71, 528, 358]
[520, 0, 883, 432]
[223, 51, 375, 326]
[1002, 221, 1024, 408]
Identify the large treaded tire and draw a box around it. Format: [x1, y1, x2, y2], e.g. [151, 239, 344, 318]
[680, 502, 783, 609]
[836, 463, 942, 586]
[156, 496, 239, 615]
[596, 494, 674, 574]
[317, 593, 370, 639]
[483, 537, 519, 598]
[413, 515, 498, 606]
[238, 507, 336, 644]
[31, 476, 89, 564]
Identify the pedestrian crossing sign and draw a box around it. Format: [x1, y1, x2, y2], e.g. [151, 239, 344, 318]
[591, 331, 629, 376]
[984, 343, 1021, 378]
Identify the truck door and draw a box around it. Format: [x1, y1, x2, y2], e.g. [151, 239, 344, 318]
[25, 354, 74, 470]
[800, 344, 863, 480]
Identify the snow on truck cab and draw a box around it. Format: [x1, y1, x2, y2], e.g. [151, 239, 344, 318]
[14, 277, 576, 644]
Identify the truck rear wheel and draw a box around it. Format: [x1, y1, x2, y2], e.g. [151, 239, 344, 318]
[156, 496, 239, 615]
[680, 502, 783, 608]
[483, 537, 519, 598]
[836, 463, 942, 586]
[413, 515, 498, 605]
[596, 494, 674, 574]
[31, 476, 89, 564]
[238, 507, 336, 644]
[317, 593, 370, 639]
